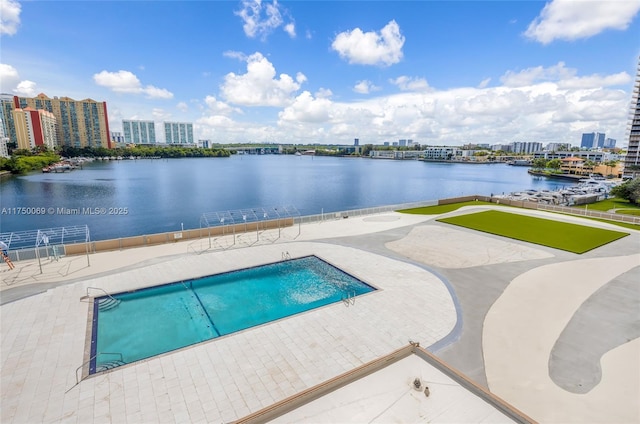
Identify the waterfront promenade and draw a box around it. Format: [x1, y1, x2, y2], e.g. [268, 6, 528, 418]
[1, 206, 638, 423]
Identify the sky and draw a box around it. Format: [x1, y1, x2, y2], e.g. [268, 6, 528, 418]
[1, 0, 639, 147]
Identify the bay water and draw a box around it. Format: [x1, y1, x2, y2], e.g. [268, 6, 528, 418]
[0, 155, 561, 241]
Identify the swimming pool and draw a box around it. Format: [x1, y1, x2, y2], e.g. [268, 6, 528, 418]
[90, 255, 375, 373]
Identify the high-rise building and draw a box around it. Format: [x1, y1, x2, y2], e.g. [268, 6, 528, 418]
[624, 58, 640, 178]
[13, 93, 111, 148]
[603, 138, 616, 149]
[580, 132, 605, 149]
[123, 120, 156, 144]
[12, 107, 58, 150]
[511, 141, 543, 154]
[164, 121, 193, 144]
[354, 138, 359, 146]
[1, 94, 17, 145]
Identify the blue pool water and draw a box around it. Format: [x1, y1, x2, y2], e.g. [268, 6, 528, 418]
[91, 256, 374, 373]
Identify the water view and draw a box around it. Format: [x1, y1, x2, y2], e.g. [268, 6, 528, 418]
[0, 155, 562, 240]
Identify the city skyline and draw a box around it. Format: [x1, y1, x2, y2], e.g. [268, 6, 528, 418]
[1, 0, 639, 146]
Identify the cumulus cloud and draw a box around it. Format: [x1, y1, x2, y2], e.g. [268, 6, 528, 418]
[203, 95, 242, 116]
[500, 62, 631, 89]
[270, 65, 630, 146]
[235, 0, 295, 40]
[0, 63, 37, 95]
[331, 20, 405, 66]
[390, 76, 429, 91]
[0, 63, 20, 91]
[353, 80, 380, 94]
[220, 52, 305, 107]
[279, 91, 333, 123]
[525, 0, 640, 44]
[1, 0, 21, 36]
[93, 70, 173, 99]
[177, 102, 188, 112]
[13, 80, 36, 97]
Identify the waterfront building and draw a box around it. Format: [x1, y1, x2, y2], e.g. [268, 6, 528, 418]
[164, 121, 194, 144]
[354, 138, 359, 146]
[624, 57, 640, 178]
[399, 139, 407, 147]
[197, 139, 211, 148]
[123, 120, 156, 144]
[533, 150, 617, 163]
[512, 141, 543, 154]
[0, 137, 8, 158]
[12, 107, 58, 150]
[491, 144, 512, 152]
[0, 94, 17, 145]
[423, 146, 460, 160]
[13, 93, 111, 148]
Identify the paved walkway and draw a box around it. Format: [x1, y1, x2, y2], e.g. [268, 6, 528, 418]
[1, 207, 638, 423]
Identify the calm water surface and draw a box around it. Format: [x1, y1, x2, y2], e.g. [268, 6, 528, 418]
[0, 155, 562, 240]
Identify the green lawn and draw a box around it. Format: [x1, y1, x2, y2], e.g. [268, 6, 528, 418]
[397, 200, 498, 215]
[436, 210, 629, 254]
[571, 198, 640, 212]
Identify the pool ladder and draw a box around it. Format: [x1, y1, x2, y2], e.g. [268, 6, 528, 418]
[342, 291, 356, 307]
[81, 287, 121, 311]
[282, 251, 291, 260]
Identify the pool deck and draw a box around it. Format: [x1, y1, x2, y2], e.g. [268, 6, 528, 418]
[1, 206, 639, 423]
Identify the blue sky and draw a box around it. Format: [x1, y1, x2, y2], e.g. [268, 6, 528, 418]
[1, 0, 639, 146]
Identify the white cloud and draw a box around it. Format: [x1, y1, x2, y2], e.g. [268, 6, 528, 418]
[331, 20, 405, 66]
[315, 88, 333, 99]
[13, 80, 36, 97]
[93, 70, 173, 99]
[268, 65, 630, 146]
[223, 50, 247, 61]
[152, 108, 171, 121]
[353, 80, 380, 94]
[203, 95, 241, 116]
[220, 52, 305, 107]
[390, 76, 429, 91]
[0, 63, 20, 91]
[177, 102, 188, 112]
[478, 78, 491, 89]
[0, 63, 37, 95]
[0, 0, 21, 36]
[525, 0, 640, 44]
[279, 91, 333, 123]
[284, 23, 296, 38]
[235, 0, 295, 40]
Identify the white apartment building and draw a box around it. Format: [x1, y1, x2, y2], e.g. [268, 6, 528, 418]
[123, 120, 156, 144]
[164, 122, 194, 144]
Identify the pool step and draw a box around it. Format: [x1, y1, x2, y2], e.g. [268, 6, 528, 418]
[96, 360, 126, 372]
[98, 297, 121, 311]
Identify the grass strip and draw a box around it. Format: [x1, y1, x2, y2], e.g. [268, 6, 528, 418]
[397, 201, 498, 215]
[436, 210, 629, 254]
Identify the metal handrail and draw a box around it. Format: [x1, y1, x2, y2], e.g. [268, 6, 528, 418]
[85, 287, 117, 302]
[66, 352, 124, 392]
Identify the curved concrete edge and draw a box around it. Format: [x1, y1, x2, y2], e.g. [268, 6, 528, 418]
[483, 254, 640, 423]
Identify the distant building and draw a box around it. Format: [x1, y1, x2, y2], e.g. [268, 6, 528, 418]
[123, 120, 156, 144]
[603, 138, 616, 149]
[545, 143, 570, 152]
[580, 132, 605, 149]
[511, 142, 543, 154]
[398, 139, 407, 147]
[164, 121, 194, 144]
[625, 57, 640, 178]
[0, 137, 8, 158]
[354, 138, 359, 146]
[13, 93, 111, 148]
[383, 142, 390, 146]
[12, 107, 58, 150]
[423, 146, 460, 160]
[110, 131, 125, 144]
[198, 139, 211, 148]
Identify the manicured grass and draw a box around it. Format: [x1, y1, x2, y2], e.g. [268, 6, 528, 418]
[397, 200, 498, 215]
[616, 209, 640, 216]
[436, 210, 629, 254]
[571, 198, 640, 212]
